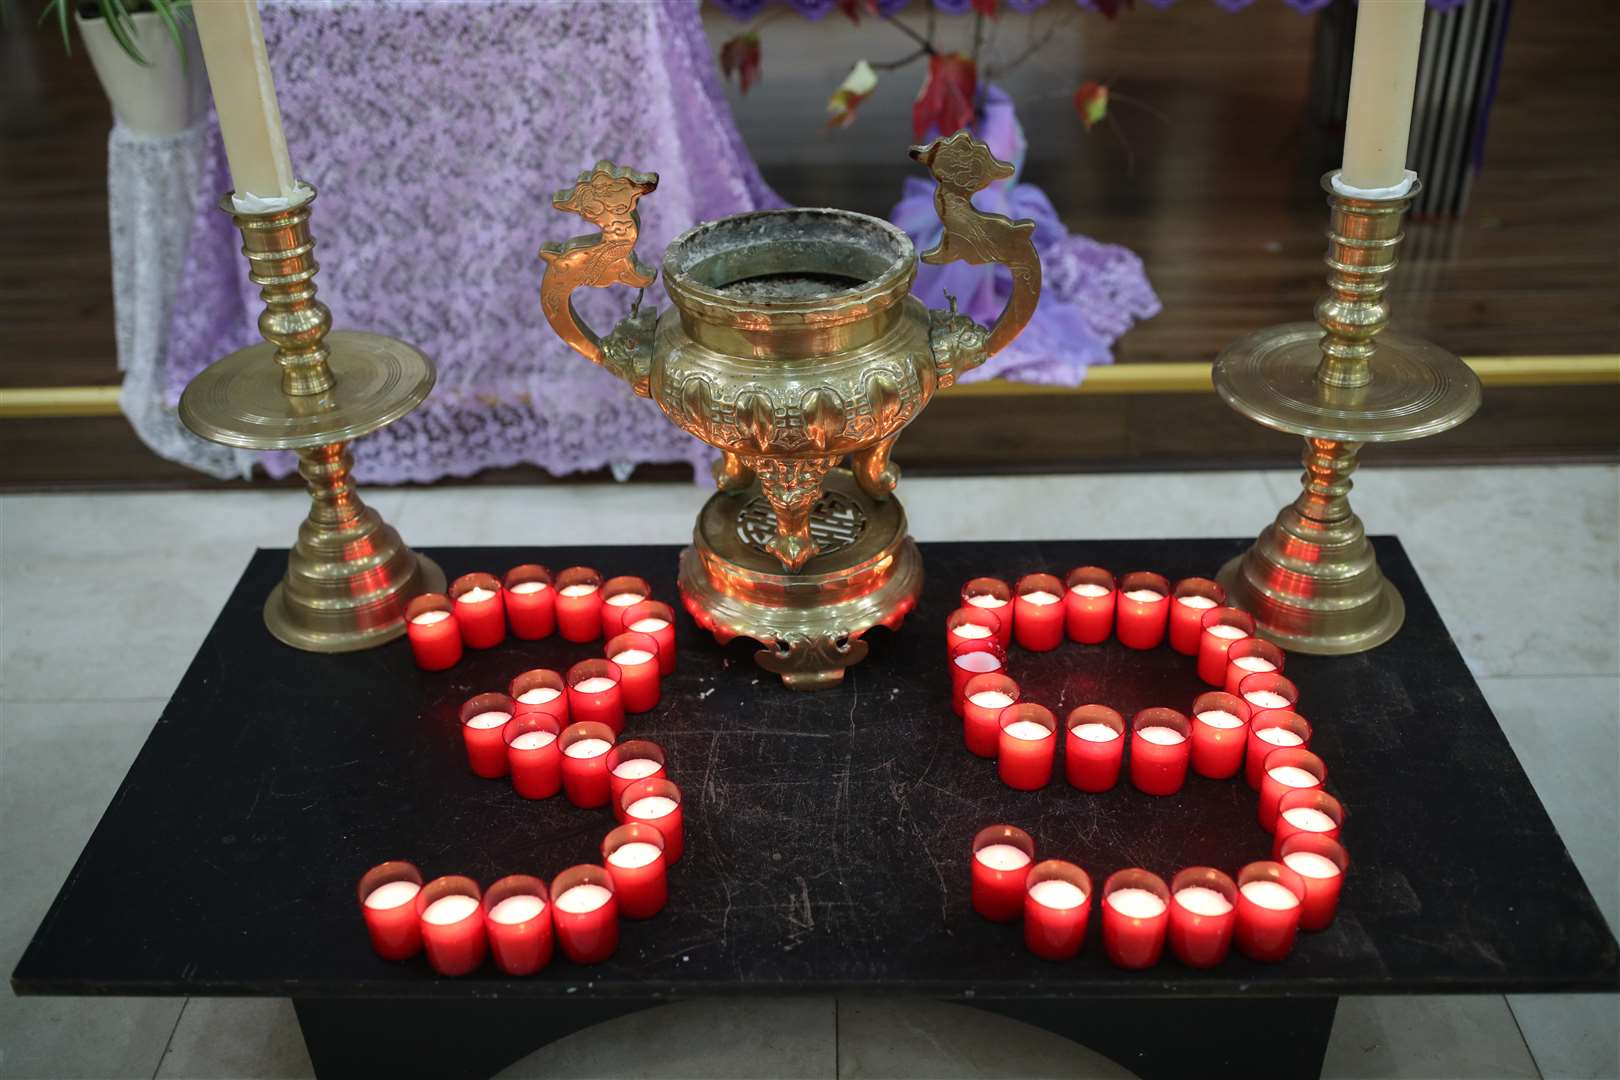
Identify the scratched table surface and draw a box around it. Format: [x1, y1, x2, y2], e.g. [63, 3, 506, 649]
[13, 539, 1618, 1000]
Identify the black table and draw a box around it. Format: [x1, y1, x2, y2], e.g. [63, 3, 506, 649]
[14, 539, 1617, 1079]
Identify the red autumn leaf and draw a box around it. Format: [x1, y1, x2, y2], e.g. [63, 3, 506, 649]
[719, 33, 762, 95]
[912, 53, 977, 141]
[972, 0, 999, 15]
[1073, 80, 1109, 130]
[836, 0, 878, 23]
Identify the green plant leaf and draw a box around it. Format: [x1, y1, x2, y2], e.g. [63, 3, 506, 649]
[103, 0, 152, 66]
[150, 0, 187, 72]
[37, 0, 73, 57]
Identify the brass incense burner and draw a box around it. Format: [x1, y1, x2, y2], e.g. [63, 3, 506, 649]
[540, 134, 1041, 688]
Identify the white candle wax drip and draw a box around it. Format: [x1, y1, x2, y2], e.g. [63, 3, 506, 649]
[1283, 851, 1342, 880]
[1072, 722, 1120, 743]
[607, 841, 662, 870]
[1107, 888, 1167, 919]
[459, 586, 496, 604]
[953, 651, 1002, 674]
[1245, 689, 1292, 711]
[1177, 595, 1218, 610]
[1281, 806, 1337, 833]
[558, 583, 599, 598]
[1123, 588, 1164, 604]
[628, 617, 669, 633]
[364, 880, 420, 911]
[1028, 879, 1087, 910]
[564, 737, 612, 759]
[1257, 727, 1305, 748]
[611, 758, 662, 780]
[1267, 765, 1319, 789]
[421, 894, 479, 925]
[1233, 656, 1277, 674]
[974, 844, 1031, 872]
[611, 649, 655, 667]
[488, 894, 545, 925]
[1240, 880, 1300, 911]
[465, 710, 511, 730]
[1206, 624, 1248, 641]
[1070, 583, 1110, 598]
[968, 690, 1015, 710]
[605, 592, 645, 608]
[517, 686, 561, 705]
[1136, 725, 1186, 747]
[573, 676, 617, 694]
[1174, 886, 1233, 917]
[509, 581, 548, 595]
[1020, 590, 1061, 606]
[966, 594, 1008, 609]
[952, 623, 993, 640]
[1196, 709, 1245, 730]
[509, 730, 556, 752]
[627, 795, 678, 820]
[411, 609, 452, 626]
[1003, 719, 1052, 742]
[554, 883, 612, 914]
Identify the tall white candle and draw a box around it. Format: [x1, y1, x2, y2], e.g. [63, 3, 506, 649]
[1341, 0, 1425, 191]
[192, 1, 301, 206]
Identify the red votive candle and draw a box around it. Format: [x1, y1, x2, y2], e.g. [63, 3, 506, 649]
[1013, 573, 1065, 652]
[946, 606, 1002, 653]
[559, 721, 617, 808]
[1064, 566, 1116, 644]
[1225, 637, 1285, 696]
[622, 777, 685, 863]
[1023, 861, 1094, 961]
[1115, 571, 1170, 650]
[554, 566, 604, 643]
[510, 668, 569, 723]
[962, 672, 1019, 758]
[1273, 788, 1345, 856]
[1169, 577, 1226, 656]
[971, 825, 1035, 923]
[1197, 607, 1255, 687]
[1168, 866, 1237, 969]
[450, 572, 505, 649]
[1239, 670, 1301, 720]
[601, 575, 653, 640]
[1102, 868, 1171, 970]
[482, 875, 552, 976]
[949, 638, 1007, 718]
[605, 631, 661, 714]
[358, 861, 423, 961]
[1130, 707, 1192, 796]
[1258, 747, 1327, 833]
[602, 822, 669, 919]
[1189, 691, 1251, 780]
[417, 875, 486, 976]
[961, 577, 1014, 648]
[549, 865, 618, 965]
[404, 594, 461, 671]
[998, 704, 1058, 791]
[1065, 704, 1126, 792]
[623, 599, 677, 677]
[1279, 833, 1348, 931]
[607, 740, 668, 821]
[460, 692, 515, 779]
[1245, 710, 1312, 790]
[1235, 861, 1306, 962]
[503, 564, 555, 640]
[505, 712, 563, 800]
[567, 658, 625, 734]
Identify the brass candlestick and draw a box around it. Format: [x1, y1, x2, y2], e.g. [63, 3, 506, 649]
[179, 189, 444, 652]
[1214, 173, 1481, 655]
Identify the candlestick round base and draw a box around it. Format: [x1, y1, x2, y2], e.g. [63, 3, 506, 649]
[265, 553, 446, 654]
[678, 468, 924, 690]
[1216, 549, 1403, 657]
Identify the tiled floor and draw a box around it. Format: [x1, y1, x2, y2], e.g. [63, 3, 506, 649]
[2, 465, 1615, 1079]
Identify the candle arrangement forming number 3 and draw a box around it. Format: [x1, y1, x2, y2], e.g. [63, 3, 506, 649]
[956, 568, 1348, 968]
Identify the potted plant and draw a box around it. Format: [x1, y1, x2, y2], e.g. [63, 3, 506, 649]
[40, 0, 203, 135]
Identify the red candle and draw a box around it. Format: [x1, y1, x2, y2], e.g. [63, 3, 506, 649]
[450, 572, 506, 649]
[1115, 571, 1170, 650]
[1279, 833, 1348, 931]
[1023, 860, 1093, 961]
[1234, 861, 1306, 962]
[1258, 747, 1327, 832]
[599, 575, 652, 640]
[503, 564, 555, 640]
[459, 692, 514, 779]
[417, 875, 486, 977]
[961, 577, 1014, 648]
[998, 704, 1058, 791]
[1239, 670, 1301, 718]
[962, 672, 1019, 759]
[1273, 788, 1345, 856]
[1196, 607, 1255, 687]
[505, 712, 562, 800]
[509, 668, 569, 724]
[1063, 566, 1116, 644]
[1101, 868, 1171, 969]
[949, 638, 1007, 718]
[482, 874, 552, 976]
[946, 606, 1002, 653]
[971, 825, 1034, 923]
[1013, 573, 1065, 652]
[559, 721, 617, 808]
[602, 821, 669, 919]
[1129, 707, 1192, 796]
[567, 658, 625, 734]
[621, 778, 684, 864]
[1064, 704, 1126, 792]
[623, 599, 677, 677]
[1189, 690, 1251, 780]
[1168, 866, 1237, 969]
[607, 740, 668, 822]
[554, 566, 604, 643]
[605, 631, 661, 715]
[358, 861, 423, 961]
[1169, 577, 1226, 656]
[1245, 711, 1312, 789]
[549, 864, 619, 965]
[404, 594, 461, 671]
[1224, 637, 1285, 696]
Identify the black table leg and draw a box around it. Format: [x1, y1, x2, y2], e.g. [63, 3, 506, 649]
[965, 995, 1339, 1080]
[291, 996, 657, 1080]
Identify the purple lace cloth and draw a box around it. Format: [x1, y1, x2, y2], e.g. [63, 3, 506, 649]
[892, 85, 1159, 385]
[713, 0, 1469, 16]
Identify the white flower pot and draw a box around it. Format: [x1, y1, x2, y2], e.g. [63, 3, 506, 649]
[75, 8, 207, 136]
